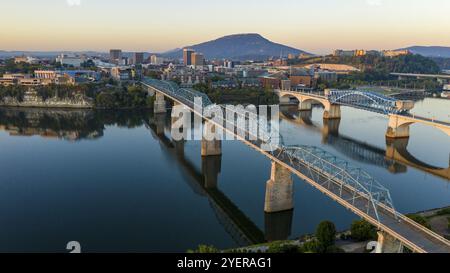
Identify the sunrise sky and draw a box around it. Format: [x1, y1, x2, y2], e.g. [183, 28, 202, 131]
[1, 0, 450, 54]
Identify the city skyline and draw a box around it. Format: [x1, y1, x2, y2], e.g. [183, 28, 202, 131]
[1, 0, 450, 54]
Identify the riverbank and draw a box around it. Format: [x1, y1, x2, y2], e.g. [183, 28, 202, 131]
[203, 206, 450, 254]
[413, 206, 450, 240]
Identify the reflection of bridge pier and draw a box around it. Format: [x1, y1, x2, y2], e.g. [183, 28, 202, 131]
[173, 140, 185, 158]
[265, 210, 293, 242]
[322, 118, 340, 144]
[202, 156, 222, 189]
[154, 113, 166, 136]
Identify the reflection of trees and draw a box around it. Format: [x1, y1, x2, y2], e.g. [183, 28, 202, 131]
[0, 108, 152, 141]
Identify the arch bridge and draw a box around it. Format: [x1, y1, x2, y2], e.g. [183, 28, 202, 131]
[277, 89, 450, 140]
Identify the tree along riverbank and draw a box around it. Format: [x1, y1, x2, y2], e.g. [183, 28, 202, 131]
[0, 83, 155, 110]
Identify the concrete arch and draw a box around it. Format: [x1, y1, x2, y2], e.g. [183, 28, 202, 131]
[280, 93, 326, 110]
[279, 91, 341, 119]
[387, 115, 450, 139]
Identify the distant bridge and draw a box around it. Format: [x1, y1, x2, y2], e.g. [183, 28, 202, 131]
[141, 78, 450, 253]
[391, 73, 450, 82]
[277, 89, 450, 139]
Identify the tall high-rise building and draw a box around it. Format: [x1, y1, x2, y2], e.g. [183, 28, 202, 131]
[110, 49, 122, 65]
[183, 49, 195, 66]
[132, 52, 144, 65]
[191, 53, 204, 67]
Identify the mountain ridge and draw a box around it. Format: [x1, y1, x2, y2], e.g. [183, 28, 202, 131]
[399, 46, 450, 58]
[161, 33, 311, 60]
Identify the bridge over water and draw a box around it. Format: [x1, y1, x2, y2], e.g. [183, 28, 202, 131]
[141, 78, 450, 253]
[277, 89, 450, 139]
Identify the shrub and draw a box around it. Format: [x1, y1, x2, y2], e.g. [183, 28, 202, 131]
[436, 208, 450, 216]
[267, 242, 300, 253]
[350, 220, 377, 241]
[187, 245, 220, 253]
[316, 221, 337, 252]
[299, 240, 320, 253]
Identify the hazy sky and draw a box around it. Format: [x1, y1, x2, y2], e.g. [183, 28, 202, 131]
[1, 0, 450, 54]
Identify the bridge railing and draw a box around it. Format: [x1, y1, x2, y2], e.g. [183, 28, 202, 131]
[278, 145, 397, 222]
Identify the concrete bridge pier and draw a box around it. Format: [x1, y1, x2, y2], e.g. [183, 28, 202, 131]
[171, 101, 181, 124]
[264, 210, 293, 242]
[279, 96, 292, 105]
[202, 155, 222, 189]
[264, 162, 294, 213]
[323, 104, 341, 119]
[386, 115, 411, 139]
[298, 100, 312, 111]
[376, 231, 404, 253]
[171, 102, 191, 142]
[154, 92, 167, 114]
[201, 121, 222, 157]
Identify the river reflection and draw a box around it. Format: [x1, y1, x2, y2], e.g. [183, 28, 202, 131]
[0, 101, 448, 252]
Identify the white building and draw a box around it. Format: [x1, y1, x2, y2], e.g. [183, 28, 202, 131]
[56, 54, 84, 67]
[150, 55, 165, 65]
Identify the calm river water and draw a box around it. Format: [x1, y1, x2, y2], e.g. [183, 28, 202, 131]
[0, 98, 449, 252]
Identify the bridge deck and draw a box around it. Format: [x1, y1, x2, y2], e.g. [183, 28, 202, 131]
[404, 114, 450, 127]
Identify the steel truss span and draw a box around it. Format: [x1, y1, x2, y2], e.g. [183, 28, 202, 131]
[327, 90, 408, 115]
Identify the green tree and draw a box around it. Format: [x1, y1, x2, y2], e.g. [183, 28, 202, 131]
[350, 220, 377, 241]
[316, 221, 336, 252]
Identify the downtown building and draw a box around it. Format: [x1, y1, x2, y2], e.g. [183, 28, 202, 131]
[132, 52, 145, 65]
[110, 49, 123, 65]
[183, 49, 195, 66]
